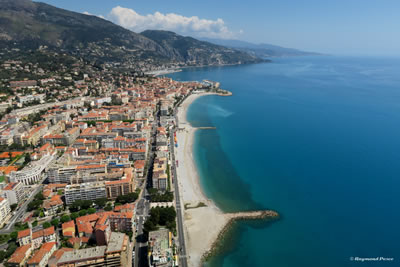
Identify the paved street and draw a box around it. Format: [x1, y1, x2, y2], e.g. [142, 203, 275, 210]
[134, 115, 157, 267]
[0, 183, 43, 234]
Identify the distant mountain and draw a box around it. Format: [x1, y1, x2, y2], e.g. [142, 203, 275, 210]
[201, 38, 320, 58]
[141, 30, 264, 66]
[0, 0, 262, 67]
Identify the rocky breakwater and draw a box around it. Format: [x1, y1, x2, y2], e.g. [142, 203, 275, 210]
[201, 210, 280, 262]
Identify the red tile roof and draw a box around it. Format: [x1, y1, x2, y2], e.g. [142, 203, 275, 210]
[3, 182, 19, 191]
[27, 242, 56, 264]
[8, 245, 31, 264]
[17, 229, 30, 239]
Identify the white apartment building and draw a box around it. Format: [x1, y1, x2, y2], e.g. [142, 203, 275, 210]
[48, 167, 77, 184]
[2, 182, 25, 205]
[0, 197, 11, 227]
[65, 182, 106, 205]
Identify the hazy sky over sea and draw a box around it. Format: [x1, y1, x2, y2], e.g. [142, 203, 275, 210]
[40, 0, 400, 56]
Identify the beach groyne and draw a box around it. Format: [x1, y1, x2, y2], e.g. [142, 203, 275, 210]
[201, 210, 280, 263]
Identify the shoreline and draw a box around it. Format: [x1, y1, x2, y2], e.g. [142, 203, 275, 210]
[144, 69, 182, 76]
[175, 91, 278, 266]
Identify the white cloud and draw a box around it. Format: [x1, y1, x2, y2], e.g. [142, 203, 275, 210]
[83, 11, 105, 19]
[108, 6, 240, 39]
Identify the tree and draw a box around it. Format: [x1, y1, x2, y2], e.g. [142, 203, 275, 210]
[94, 198, 107, 208]
[70, 212, 79, 220]
[42, 222, 51, 229]
[24, 153, 31, 165]
[69, 200, 82, 212]
[6, 242, 17, 258]
[146, 206, 177, 233]
[34, 192, 45, 201]
[143, 220, 157, 233]
[87, 208, 96, 214]
[61, 215, 71, 223]
[32, 221, 38, 227]
[51, 219, 59, 228]
[104, 205, 112, 211]
[0, 250, 6, 263]
[81, 200, 93, 210]
[149, 189, 174, 202]
[10, 203, 18, 211]
[10, 231, 17, 240]
[78, 210, 87, 217]
[116, 192, 139, 204]
[27, 199, 43, 211]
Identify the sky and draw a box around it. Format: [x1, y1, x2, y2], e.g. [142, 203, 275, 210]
[38, 0, 400, 56]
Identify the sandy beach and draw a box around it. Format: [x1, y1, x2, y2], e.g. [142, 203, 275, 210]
[175, 92, 230, 267]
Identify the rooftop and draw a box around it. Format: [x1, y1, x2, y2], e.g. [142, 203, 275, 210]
[57, 246, 107, 264]
[106, 232, 126, 253]
[8, 244, 31, 264]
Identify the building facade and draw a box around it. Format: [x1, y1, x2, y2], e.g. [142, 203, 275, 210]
[3, 182, 25, 205]
[65, 182, 106, 205]
[0, 197, 11, 227]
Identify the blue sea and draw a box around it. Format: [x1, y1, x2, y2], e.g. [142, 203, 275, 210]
[168, 56, 400, 267]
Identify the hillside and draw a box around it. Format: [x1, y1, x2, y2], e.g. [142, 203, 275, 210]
[141, 30, 263, 66]
[0, 0, 262, 69]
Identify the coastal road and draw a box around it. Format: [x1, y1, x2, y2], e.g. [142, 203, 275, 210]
[170, 116, 188, 267]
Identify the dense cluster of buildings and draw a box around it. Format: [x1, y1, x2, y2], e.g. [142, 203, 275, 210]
[0, 72, 201, 266]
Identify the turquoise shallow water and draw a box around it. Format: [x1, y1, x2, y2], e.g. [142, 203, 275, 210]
[168, 56, 400, 267]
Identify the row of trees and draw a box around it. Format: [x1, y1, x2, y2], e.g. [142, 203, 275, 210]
[69, 198, 108, 212]
[115, 192, 139, 204]
[27, 192, 44, 211]
[148, 188, 174, 202]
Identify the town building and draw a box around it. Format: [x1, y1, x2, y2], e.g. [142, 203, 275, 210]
[9, 155, 54, 185]
[27, 242, 57, 267]
[17, 227, 57, 249]
[56, 232, 130, 267]
[48, 167, 77, 184]
[105, 178, 134, 200]
[0, 197, 11, 227]
[7, 244, 32, 267]
[65, 182, 106, 205]
[43, 195, 63, 216]
[2, 182, 25, 205]
[62, 220, 76, 238]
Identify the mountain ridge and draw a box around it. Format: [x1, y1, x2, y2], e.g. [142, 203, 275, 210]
[0, 0, 262, 69]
